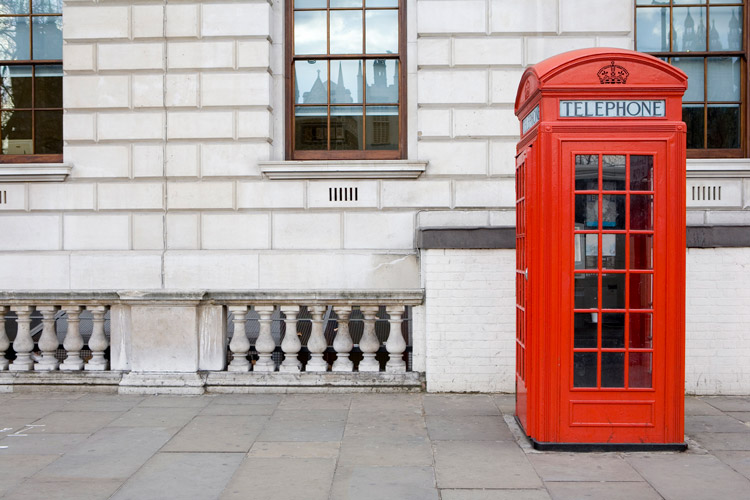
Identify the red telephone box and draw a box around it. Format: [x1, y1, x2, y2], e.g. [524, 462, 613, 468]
[514, 48, 688, 450]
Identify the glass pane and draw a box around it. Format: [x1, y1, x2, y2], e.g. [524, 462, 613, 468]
[2, 0, 29, 14]
[366, 59, 398, 103]
[582, 234, 598, 270]
[630, 313, 653, 349]
[575, 194, 599, 229]
[366, 10, 398, 54]
[295, 106, 327, 150]
[602, 155, 625, 191]
[35, 64, 62, 108]
[575, 154, 598, 191]
[602, 195, 625, 229]
[673, 0, 705, 4]
[32, 0, 63, 14]
[34, 109, 61, 154]
[330, 10, 363, 54]
[629, 352, 652, 388]
[295, 60, 328, 104]
[707, 104, 740, 149]
[32, 16, 62, 60]
[365, 105, 398, 150]
[294, 0, 326, 8]
[629, 273, 653, 310]
[630, 155, 653, 191]
[574, 313, 598, 348]
[709, 7, 743, 51]
[636, 7, 670, 52]
[331, 106, 363, 150]
[683, 105, 704, 149]
[1, 109, 32, 154]
[0, 17, 31, 60]
[0, 65, 32, 109]
[574, 273, 598, 310]
[672, 58, 704, 102]
[574, 352, 597, 388]
[630, 234, 653, 270]
[602, 234, 626, 270]
[331, 0, 362, 6]
[294, 11, 327, 55]
[707, 57, 740, 101]
[602, 313, 625, 348]
[630, 195, 653, 230]
[367, 0, 398, 6]
[602, 273, 626, 309]
[673, 7, 707, 52]
[601, 352, 625, 388]
[331, 60, 362, 104]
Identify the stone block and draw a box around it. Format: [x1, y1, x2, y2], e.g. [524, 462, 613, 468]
[273, 213, 341, 249]
[133, 214, 164, 250]
[560, 0, 632, 33]
[489, 210, 516, 226]
[455, 180, 514, 208]
[133, 4, 164, 38]
[133, 145, 165, 178]
[63, 112, 96, 141]
[419, 141, 488, 175]
[454, 38, 523, 66]
[29, 183, 95, 210]
[70, 252, 163, 289]
[166, 213, 200, 249]
[166, 4, 199, 38]
[526, 37, 597, 65]
[201, 3, 271, 37]
[67, 145, 130, 178]
[490, 140, 517, 176]
[166, 74, 198, 107]
[130, 305, 199, 372]
[417, 210, 491, 228]
[706, 211, 750, 225]
[63, 215, 130, 250]
[167, 41, 234, 69]
[453, 108, 518, 138]
[237, 181, 305, 209]
[98, 43, 164, 71]
[201, 72, 272, 107]
[0, 254, 70, 289]
[0, 184, 26, 211]
[201, 143, 268, 177]
[491, 68, 525, 104]
[418, 70, 488, 104]
[381, 180, 451, 208]
[238, 40, 271, 68]
[98, 112, 165, 141]
[201, 213, 270, 249]
[63, 6, 130, 40]
[417, 1, 486, 34]
[167, 111, 233, 139]
[167, 181, 234, 209]
[598, 36, 633, 50]
[0, 215, 60, 251]
[416, 38, 451, 66]
[133, 74, 165, 108]
[307, 180, 378, 209]
[163, 251, 260, 288]
[238, 111, 273, 139]
[490, 0, 558, 33]
[98, 182, 164, 210]
[109, 304, 131, 371]
[418, 109, 451, 138]
[166, 144, 199, 177]
[64, 75, 129, 108]
[198, 305, 227, 371]
[344, 212, 416, 250]
[63, 44, 95, 71]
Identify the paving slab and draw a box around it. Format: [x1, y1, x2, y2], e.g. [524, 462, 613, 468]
[423, 394, 501, 416]
[330, 466, 438, 500]
[247, 441, 341, 459]
[276, 393, 352, 410]
[220, 457, 337, 500]
[162, 415, 268, 452]
[26, 411, 124, 434]
[57, 395, 145, 413]
[684, 396, 725, 416]
[0, 432, 89, 455]
[107, 406, 200, 428]
[442, 490, 550, 500]
[0, 398, 71, 420]
[0, 455, 60, 496]
[527, 452, 642, 482]
[714, 451, 750, 480]
[137, 395, 215, 408]
[492, 394, 516, 415]
[339, 435, 433, 466]
[1, 478, 123, 500]
[349, 393, 424, 414]
[257, 409, 347, 442]
[426, 415, 514, 441]
[701, 396, 750, 412]
[344, 412, 428, 440]
[727, 412, 750, 424]
[434, 440, 542, 489]
[200, 403, 277, 416]
[110, 452, 245, 500]
[685, 414, 750, 434]
[691, 432, 750, 451]
[209, 394, 282, 405]
[545, 481, 662, 500]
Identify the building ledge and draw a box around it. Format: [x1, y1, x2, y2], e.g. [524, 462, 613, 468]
[0, 163, 71, 182]
[687, 159, 750, 178]
[259, 160, 427, 179]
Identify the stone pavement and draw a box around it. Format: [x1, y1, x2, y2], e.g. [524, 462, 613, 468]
[1, 393, 750, 500]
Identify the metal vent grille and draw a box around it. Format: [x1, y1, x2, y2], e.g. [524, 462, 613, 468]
[692, 185, 721, 202]
[329, 187, 358, 202]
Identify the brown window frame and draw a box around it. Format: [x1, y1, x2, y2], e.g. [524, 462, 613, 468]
[285, 0, 407, 160]
[0, 2, 63, 164]
[635, 0, 749, 159]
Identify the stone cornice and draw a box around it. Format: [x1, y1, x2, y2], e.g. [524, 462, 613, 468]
[259, 160, 427, 179]
[0, 163, 71, 182]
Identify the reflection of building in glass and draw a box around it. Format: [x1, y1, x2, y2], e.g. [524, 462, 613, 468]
[678, 8, 704, 52]
[297, 60, 397, 105]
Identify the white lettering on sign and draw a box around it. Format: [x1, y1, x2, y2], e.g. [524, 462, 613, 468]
[559, 100, 666, 118]
[522, 105, 540, 134]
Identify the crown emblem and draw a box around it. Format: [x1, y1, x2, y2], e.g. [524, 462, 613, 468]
[597, 61, 629, 84]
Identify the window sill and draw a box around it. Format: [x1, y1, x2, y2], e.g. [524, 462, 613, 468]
[687, 158, 750, 178]
[0, 163, 71, 182]
[259, 160, 427, 179]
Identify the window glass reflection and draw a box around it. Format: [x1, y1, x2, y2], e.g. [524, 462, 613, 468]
[629, 313, 653, 349]
[32, 0, 63, 14]
[672, 58, 704, 102]
[682, 104, 704, 149]
[673, 7, 707, 52]
[0, 17, 31, 60]
[629, 352, 652, 388]
[602, 273, 626, 309]
[1, 1, 29, 14]
[602, 195, 625, 230]
[574, 352, 597, 388]
[575, 154, 598, 191]
[602, 155, 625, 191]
[575, 194, 599, 229]
[601, 352, 625, 388]
[1, 109, 32, 154]
[331, 60, 363, 104]
[35, 109, 61, 154]
[32, 16, 62, 60]
[295, 60, 328, 104]
[707, 104, 740, 149]
[366, 10, 399, 54]
[631, 195, 653, 230]
[574, 273, 598, 310]
[366, 0, 398, 6]
[574, 313, 598, 348]
[708, 6, 743, 51]
[330, 10, 363, 54]
[636, 7, 670, 52]
[601, 234, 626, 270]
[331, 0, 362, 7]
[630, 234, 653, 270]
[365, 105, 398, 150]
[331, 106, 363, 150]
[35, 65, 62, 108]
[365, 59, 398, 103]
[295, 0, 326, 9]
[629, 273, 653, 310]
[630, 155, 653, 191]
[294, 11, 327, 55]
[579, 234, 598, 270]
[295, 106, 327, 150]
[601, 313, 625, 348]
[707, 57, 740, 101]
[0, 65, 32, 108]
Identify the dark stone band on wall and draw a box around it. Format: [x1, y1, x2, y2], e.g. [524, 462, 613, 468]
[418, 226, 750, 249]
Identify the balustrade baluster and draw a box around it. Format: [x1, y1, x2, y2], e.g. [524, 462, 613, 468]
[85, 306, 108, 370]
[60, 306, 84, 371]
[385, 306, 406, 372]
[254, 306, 276, 372]
[306, 305, 328, 372]
[0, 306, 8, 370]
[279, 306, 302, 372]
[332, 306, 354, 372]
[9, 306, 34, 371]
[228, 305, 251, 372]
[358, 306, 381, 372]
[35, 306, 61, 371]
